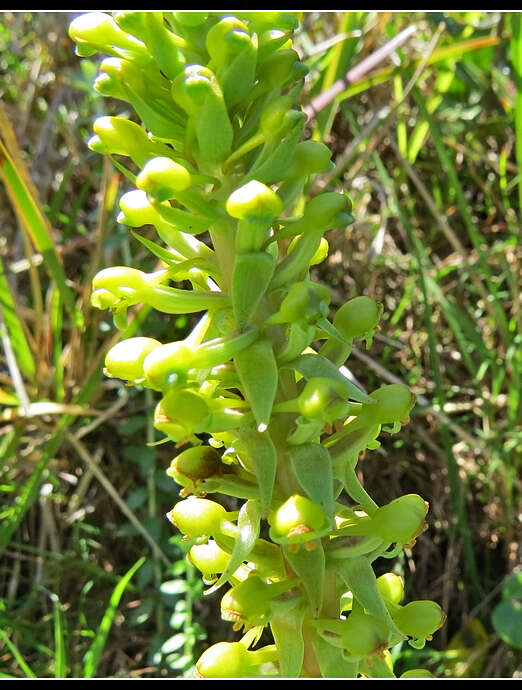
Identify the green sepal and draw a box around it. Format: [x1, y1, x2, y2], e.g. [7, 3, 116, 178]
[282, 353, 375, 405]
[359, 654, 396, 678]
[234, 339, 278, 430]
[269, 599, 307, 678]
[231, 251, 276, 329]
[333, 556, 405, 644]
[172, 65, 233, 169]
[205, 499, 261, 594]
[310, 632, 359, 678]
[244, 110, 306, 185]
[287, 443, 334, 520]
[235, 427, 278, 517]
[282, 541, 325, 617]
[140, 12, 185, 79]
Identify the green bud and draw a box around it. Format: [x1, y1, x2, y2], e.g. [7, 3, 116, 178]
[136, 157, 192, 201]
[195, 641, 278, 679]
[143, 330, 258, 391]
[257, 48, 306, 88]
[342, 611, 389, 659]
[333, 296, 382, 341]
[167, 496, 228, 538]
[220, 574, 294, 630]
[143, 341, 196, 390]
[303, 192, 351, 228]
[188, 539, 231, 577]
[297, 377, 349, 423]
[69, 12, 146, 57]
[376, 572, 404, 605]
[226, 181, 283, 222]
[167, 446, 223, 492]
[156, 389, 211, 441]
[104, 336, 162, 381]
[400, 669, 435, 678]
[92, 116, 160, 168]
[269, 494, 328, 545]
[173, 11, 208, 27]
[195, 641, 250, 678]
[206, 16, 250, 65]
[286, 140, 332, 178]
[278, 281, 331, 325]
[391, 601, 446, 640]
[369, 494, 428, 545]
[366, 384, 415, 425]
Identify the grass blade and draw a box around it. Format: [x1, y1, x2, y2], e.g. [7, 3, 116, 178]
[51, 593, 68, 678]
[0, 103, 83, 329]
[0, 629, 37, 678]
[0, 253, 35, 380]
[83, 557, 146, 678]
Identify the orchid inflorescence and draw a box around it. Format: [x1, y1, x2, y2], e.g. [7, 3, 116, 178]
[70, 11, 444, 678]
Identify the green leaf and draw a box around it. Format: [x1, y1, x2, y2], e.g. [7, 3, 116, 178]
[283, 541, 325, 616]
[269, 600, 307, 678]
[310, 632, 359, 678]
[234, 339, 278, 429]
[83, 557, 145, 678]
[235, 428, 277, 517]
[492, 571, 522, 649]
[284, 353, 374, 404]
[208, 499, 261, 593]
[334, 556, 405, 643]
[288, 442, 334, 520]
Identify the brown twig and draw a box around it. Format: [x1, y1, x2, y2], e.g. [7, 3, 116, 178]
[304, 24, 417, 121]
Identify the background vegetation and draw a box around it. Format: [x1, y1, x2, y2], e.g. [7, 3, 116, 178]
[0, 11, 520, 678]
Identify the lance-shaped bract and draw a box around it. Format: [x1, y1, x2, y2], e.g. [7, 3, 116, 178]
[72, 11, 443, 679]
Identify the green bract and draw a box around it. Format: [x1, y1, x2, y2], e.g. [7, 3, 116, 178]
[72, 10, 443, 678]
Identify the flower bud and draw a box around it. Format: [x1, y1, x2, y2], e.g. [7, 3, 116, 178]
[376, 572, 404, 605]
[167, 496, 228, 539]
[206, 16, 250, 65]
[366, 384, 415, 426]
[226, 181, 283, 222]
[269, 494, 328, 545]
[104, 336, 162, 381]
[155, 389, 211, 441]
[93, 116, 170, 168]
[257, 48, 307, 88]
[167, 446, 223, 492]
[220, 574, 289, 629]
[391, 600, 446, 640]
[297, 377, 348, 423]
[278, 280, 331, 325]
[303, 192, 351, 228]
[369, 494, 428, 545]
[400, 669, 435, 678]
[173, 11, 208, 27]
[195, 641, 250, 678]
[142, 341, 195, 390]
[286, 140, 332, 178]
[69, 12, 145, 55]
[136, 157, 192, 201]
[188, 539, 230, 577]
[342, 611, 389, 659]
[333, 296, 382, 341]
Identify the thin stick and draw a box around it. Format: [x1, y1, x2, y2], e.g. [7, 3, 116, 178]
[304, 24, 417, 121]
